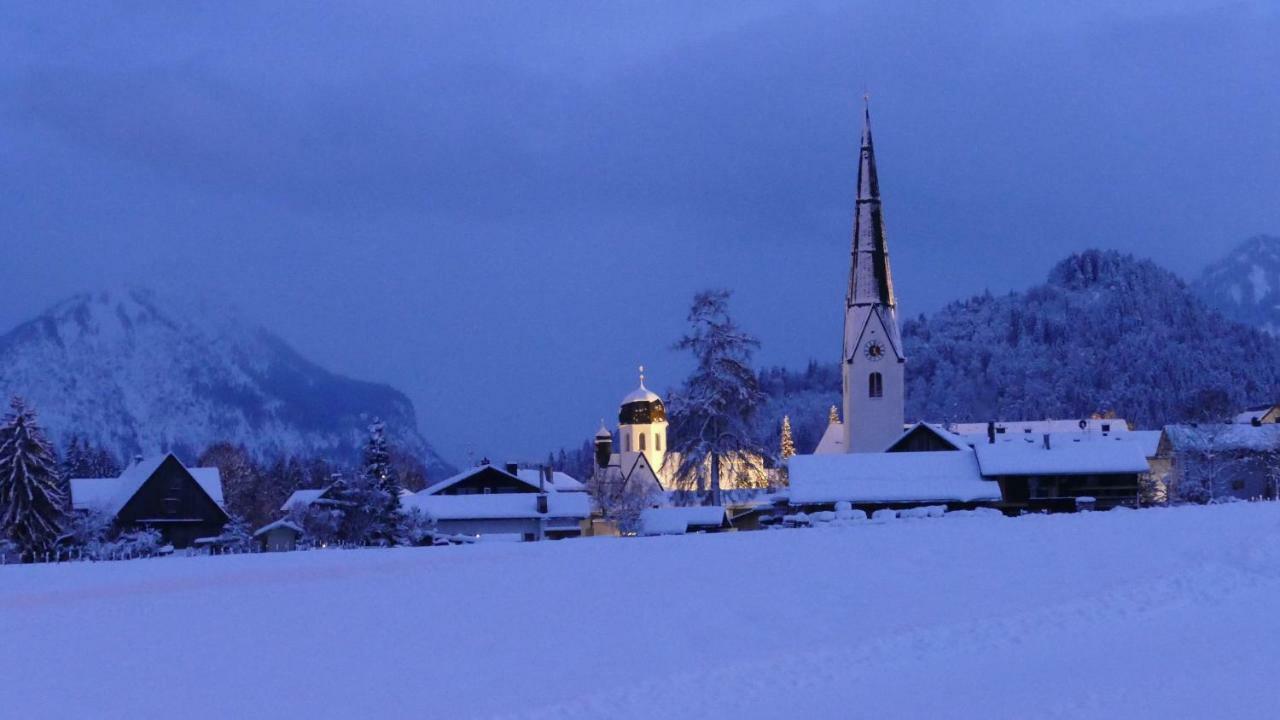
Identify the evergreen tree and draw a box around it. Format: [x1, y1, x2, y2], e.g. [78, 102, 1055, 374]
[0, 397, 68, 558]
[668, 289, 766, 505]
[780, 415, 796, 460]
[361, 419, 401, 544]
[198, 443, 263, 525]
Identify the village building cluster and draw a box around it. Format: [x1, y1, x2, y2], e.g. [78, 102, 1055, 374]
[43, 103, 1280, 554]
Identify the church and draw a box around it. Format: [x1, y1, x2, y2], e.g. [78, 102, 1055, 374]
[589, 367, 771, 500]
[791, 101, 1156, 514]
[813, 99, 905, 455]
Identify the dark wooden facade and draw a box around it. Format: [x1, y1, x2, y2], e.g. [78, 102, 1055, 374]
[886, 424, 964, 453]
[116, 455, 229, 548]
[992, 472, 1142, 512]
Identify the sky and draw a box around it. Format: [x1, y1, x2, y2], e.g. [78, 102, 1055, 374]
[2, 1, 1278, 466]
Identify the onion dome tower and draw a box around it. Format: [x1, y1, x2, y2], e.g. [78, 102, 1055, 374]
[618, 366, 668, 472]
[594, 420, 613, 469]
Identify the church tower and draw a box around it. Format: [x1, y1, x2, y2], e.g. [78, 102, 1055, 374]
[842, 100, 905, 453]
[617, 366, 668, 472]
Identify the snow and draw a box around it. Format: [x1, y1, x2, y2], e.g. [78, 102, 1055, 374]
[280, 488, 325, 511]
[516, 468, 586, 492]
[974, 440, 1150, 476]
[812, 421, 846, 454]
[788, 450, 1000, 504]
[1165, 423, 1280, 452]
[421, 465, 541, 496]
[251, 519, 302, 537]
[638, 506, 728, 535]
[400, 491, 590, 520]
[6, 503, 1280, 718]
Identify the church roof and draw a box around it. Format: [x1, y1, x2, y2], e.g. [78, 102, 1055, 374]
[622, 383, 661, 405]
[848, 99, 895, 309]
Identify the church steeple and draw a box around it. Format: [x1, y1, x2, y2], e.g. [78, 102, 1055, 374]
[840, 97, 905, 454]
[848, 98, 895, 308]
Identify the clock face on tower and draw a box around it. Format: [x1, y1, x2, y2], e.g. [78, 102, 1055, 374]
[864, 340, 885, 361]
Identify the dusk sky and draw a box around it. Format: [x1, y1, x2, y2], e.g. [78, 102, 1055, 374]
[2, 1, 1277, 465]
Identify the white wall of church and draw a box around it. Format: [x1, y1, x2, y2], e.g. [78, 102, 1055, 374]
[843, 307, 905, 453]
[619, 421, 667, 473]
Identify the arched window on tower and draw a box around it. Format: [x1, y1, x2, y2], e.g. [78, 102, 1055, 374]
[624, 435, 631, 452]
[656, 433, 662, 452]
[869, 372, 883, 398]
[639, 433, 646, 451]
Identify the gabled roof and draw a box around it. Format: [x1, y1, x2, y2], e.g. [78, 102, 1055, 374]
[70, 453, 224, 516]
[253, 519, 303, 537]
[886, 422, 968, 452]
[813, 422, 846, 454]
[280, 488, 327, 512]
[421, 464, 542, 496]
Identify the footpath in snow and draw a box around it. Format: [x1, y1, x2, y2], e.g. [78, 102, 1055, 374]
[3, 503, 1280, 719]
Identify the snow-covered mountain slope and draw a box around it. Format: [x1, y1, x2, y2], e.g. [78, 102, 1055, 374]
[3, 503, 1279, 718]
[0, 288, 454, 477]
[1193, 234, 1280, 335]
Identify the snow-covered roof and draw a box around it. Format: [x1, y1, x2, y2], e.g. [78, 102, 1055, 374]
[788, 451, 1000, 504]
[70, 453, 224, 515]
[974, 440, 1150, 476]
[621, 381, 661, 405]
[813, 422, 846, 454]
[253, 519, 303, 537]
[639, 506, 729, 535]
[421, 465, 541, 496]
[1232, 405, 1278, 424]
[401, 491, 591, 521]
[951, 418, 1130, 436]
[887, 422, 969, 452]
[1163, 423, 1280, 452]
[280, 488, 326, 512]
[516, 468, 586, 493]
[595, 423, 613, 439]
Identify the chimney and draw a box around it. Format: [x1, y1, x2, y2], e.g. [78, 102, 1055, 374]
[987, 421, 996, 444]
[542, 466, 552, 491]
[536, 494, 549, 514]
[505, 462, 519, 477]
[1043, 433, 1051, 450]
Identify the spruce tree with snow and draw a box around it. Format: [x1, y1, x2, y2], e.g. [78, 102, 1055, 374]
[0, 397, 68, 558]
[362, 418, 402, 544]
[668, 290, 767, 505]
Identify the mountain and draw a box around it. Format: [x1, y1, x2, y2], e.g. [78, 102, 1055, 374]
[1192, 235, 1280, 335]
[754, 250, 1280, 452]
[0, 288, 455, 478]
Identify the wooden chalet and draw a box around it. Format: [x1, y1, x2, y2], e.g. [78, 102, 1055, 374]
[70, 453, 229, 548]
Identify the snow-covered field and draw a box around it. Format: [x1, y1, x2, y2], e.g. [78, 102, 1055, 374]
[4, 504, 1280, 719]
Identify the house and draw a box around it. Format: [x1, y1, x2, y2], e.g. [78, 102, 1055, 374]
[788, 421, 1155, 514]
[253, 519, 303, 552]
[1232, 404, 1280, 426]
[638, 506, 732, 536]
[972, 436, 1151, 511]
[70, 453, 229, 548]
[401, 462, 590, 541]
[1157, 424, 1280, 502]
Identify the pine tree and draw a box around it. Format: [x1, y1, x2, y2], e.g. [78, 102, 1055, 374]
[780, 415, 796, 460]
[362, 419, 401, 544]
[668, 289, 766, 505]
[0, 397, 68, 558]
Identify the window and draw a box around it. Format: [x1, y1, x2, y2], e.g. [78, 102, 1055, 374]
[639, 433, 646, 451]
[1102, 423, 1111, 433]
[868, 372, 883, 398]
[624, 435, 631, 452]
[656, 434, 662, 452]
[169, 475, 183, 492]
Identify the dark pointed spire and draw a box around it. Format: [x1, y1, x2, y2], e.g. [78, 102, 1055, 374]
[848, 96, 895, 307]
